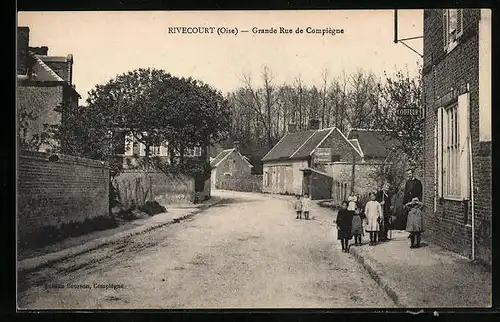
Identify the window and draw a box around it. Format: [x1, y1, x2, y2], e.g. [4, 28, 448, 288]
[150, 145, 161, 156]
[185, 146, 202, 157]
[443, 9, 464, 51]
[443, 104, 461, 197]
[436, 92, 471, 201]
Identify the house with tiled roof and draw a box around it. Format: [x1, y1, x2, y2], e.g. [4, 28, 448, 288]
[210, 142, 255, 190]
[346, 128, 401, 161]
[261, 123, 362, 198]
[17, 26, 80, 152]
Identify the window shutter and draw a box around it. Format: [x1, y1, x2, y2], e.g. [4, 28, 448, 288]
[124, 133, 134, 156]
[443, 9, 449, 49]
[437, 107, 443, 198]
[159, 142, 168, 156]
[457, 8, 464, 38]
[458, 93, 471, 199]
[139, 142, 146, 156]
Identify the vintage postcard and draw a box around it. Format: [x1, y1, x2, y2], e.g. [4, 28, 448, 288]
[16, 9, 492, 310]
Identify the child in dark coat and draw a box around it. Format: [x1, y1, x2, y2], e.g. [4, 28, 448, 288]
[351, 203, 364, 246]
[336, 201, 353, 252]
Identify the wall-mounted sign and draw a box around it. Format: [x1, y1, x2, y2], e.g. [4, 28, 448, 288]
[314, 148, 331, 163]
[396, 108, 422, 117]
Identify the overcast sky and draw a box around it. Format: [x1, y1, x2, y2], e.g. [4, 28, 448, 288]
[18, 10, 423, 104]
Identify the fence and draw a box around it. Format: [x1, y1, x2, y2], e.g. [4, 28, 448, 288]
[331, 180, 349, 203]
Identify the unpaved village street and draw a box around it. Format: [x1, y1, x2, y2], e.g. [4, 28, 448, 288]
[18, 191, 394, 309]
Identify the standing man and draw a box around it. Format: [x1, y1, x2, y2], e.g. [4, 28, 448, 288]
[402, 168, 423, 228]
[376, 182, 392, 242]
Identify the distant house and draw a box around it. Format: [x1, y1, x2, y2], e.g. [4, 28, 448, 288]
[17, 26, 80, 152]
[261, 122, 361, 198]
[347, 128, 400, 162]
[210, 142, 254, 189]
[119, 133, 204, 169]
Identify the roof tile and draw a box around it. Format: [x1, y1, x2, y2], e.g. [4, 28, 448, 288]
[262, 130, 316, 161]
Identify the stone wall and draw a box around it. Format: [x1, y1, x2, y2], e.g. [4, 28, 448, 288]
[217, 175, 263, 192]
[324, 162, 383, 196]
[112, 170, 196, 207]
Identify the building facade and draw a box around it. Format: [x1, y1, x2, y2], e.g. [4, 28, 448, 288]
[261, 125, 362, 197]
[422, 9, 491, 265]
[17, 27, 80, 152]
[210, 145, 254, 189]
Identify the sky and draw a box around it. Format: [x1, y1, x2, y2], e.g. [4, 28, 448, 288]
[18, 10, 423, 104]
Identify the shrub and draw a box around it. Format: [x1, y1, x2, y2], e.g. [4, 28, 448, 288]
[138, 201, 166, 216]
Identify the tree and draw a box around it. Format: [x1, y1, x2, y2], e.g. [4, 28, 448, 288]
[48, 68, 231, 179]
[345, 69, 379, 130]
[373, 67, 424, 167]
[371, 66, 424, 189]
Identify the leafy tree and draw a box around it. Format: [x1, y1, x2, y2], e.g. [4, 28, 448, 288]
[373, 67, 424, 167]
[48, 68, 231, 180]
[370, 66, 424, 189]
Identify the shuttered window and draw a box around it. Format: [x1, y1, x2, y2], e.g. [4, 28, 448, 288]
[436, 93, 471, 200]
[443, 9, 464, 51]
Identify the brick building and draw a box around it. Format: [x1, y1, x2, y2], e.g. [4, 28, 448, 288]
[17, 26, 80, 152]
[422, 9, 491, 265]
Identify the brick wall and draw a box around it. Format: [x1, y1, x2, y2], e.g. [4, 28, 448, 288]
[17, 27, 29, 74]
[423, 9, 491, 265]
[17, 150, 110, 242]
[112, 170, 195, 207]
[44, 60, 71, 84]
[217, 175, 263, 192]
[17, 84, 63, 151]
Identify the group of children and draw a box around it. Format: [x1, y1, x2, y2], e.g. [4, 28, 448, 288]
[294, 194, 312, 220]
[335, 191, 424, 252]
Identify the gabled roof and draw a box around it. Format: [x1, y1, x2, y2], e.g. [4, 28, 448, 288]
[349, 139, 364, 158]
[31, 53, 65, 82]
[347, 128, 400, 159]
[291, 128, 333, 159]
[210, 149, 233, 167]
[20, 52, 81, 98]
[262, 127, 361, 162]
[261, 130, 316, 162]
[210, 148, 254, 168]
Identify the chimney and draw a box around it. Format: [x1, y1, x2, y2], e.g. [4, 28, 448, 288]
[309, 119, 320, 130]
[232, 140, 240, 150]
[17, 27, 30, 75]
[67, 54, 74, 85]
[29, 46, 49, 55]
[288, 123, 297, 133]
